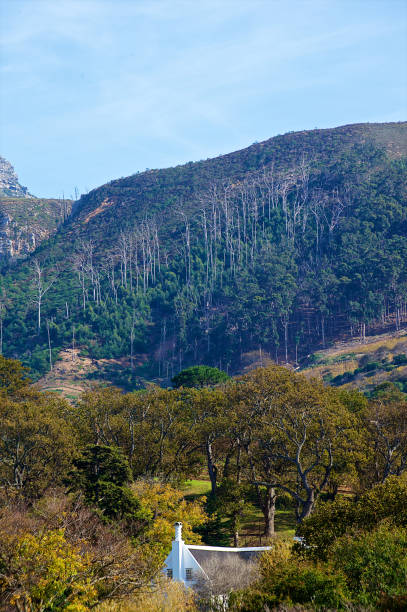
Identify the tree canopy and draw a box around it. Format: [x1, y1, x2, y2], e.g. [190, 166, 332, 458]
[171, 365, 229, 388]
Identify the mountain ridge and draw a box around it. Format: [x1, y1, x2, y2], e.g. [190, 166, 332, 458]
[71, 121, 407, 225]
[1, 121, 406, 389]
[61, 121, 407, 264]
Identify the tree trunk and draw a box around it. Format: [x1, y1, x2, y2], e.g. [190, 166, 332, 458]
[299, 489, 315, 521]
[263, 487, 276, 537]
[46, 320, 53, 371]
[206, 439, 218, 495]
[38, 296, 41, 332]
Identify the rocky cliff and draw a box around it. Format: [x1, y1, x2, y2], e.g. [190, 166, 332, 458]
[0, 156, 73, 263]
[0, 156, 31, 198]
[0, 197, 73, 263]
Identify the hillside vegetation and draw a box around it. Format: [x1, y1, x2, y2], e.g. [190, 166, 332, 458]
[0, 197, 72, 264]
[1, 356, 407, 610]
[302, 328, 407, 394]
[0, 122, 406, 384]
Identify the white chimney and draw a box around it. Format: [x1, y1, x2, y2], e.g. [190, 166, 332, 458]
[174, 521, 183, 541]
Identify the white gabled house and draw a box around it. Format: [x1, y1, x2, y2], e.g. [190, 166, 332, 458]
[163, 522, 271, 586]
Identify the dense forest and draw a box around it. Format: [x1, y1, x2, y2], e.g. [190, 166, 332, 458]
[1, 357, 406, 610]
[0, 122, 406, 385]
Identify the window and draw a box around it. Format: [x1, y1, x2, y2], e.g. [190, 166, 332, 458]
[185, 568, 193, 581]
[167, 569, 173, 579]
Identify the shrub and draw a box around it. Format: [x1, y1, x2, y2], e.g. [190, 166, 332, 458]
[0, 492, 161, 609]
[393, 353, 407, 365]
[276, 492, 294, 510]
[331, 522, 407, 608]
[230, 542, 348, 610]
[1, 528, 97, 611]
[297, 475, 407, 560]
[362, 361, 381, 372]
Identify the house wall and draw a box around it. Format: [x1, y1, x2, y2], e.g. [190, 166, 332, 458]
[163, 540, 205, 585]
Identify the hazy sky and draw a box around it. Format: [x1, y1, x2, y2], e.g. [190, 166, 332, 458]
[1, 0, 406, 198]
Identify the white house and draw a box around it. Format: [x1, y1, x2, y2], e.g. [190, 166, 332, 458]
[163, 522, 271, 586]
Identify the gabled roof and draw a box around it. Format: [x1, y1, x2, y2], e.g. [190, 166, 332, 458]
[187, 544, 270, 568]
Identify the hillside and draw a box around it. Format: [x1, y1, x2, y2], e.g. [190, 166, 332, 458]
[0, 122, 406, 386]
[301, 328, 407, 394]
[0, 197, 72, 264]
[69, 121, 407, 247]
[0, 156, 72, 263]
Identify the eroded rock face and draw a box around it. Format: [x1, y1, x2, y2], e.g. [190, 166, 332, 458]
[0, 156, 31, 198]
[0, 157, 73, 263]
[0, 198, 73, 263]
[0, 209, 46, 260]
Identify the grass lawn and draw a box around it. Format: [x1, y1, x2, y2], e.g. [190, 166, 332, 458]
[239, 505, 296, 546]
[182, 479, 297, 545]
[182, 479, 212, 497]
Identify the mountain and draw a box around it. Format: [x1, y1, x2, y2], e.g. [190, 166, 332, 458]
[69, 121, 407, 245]
[0, 122, 406, 391]
[0, 156, 31, 198]
[0, 196, 73, 263]
[0, 157, 72, 263]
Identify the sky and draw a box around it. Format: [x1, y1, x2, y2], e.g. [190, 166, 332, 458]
[0, 0, 406, 199]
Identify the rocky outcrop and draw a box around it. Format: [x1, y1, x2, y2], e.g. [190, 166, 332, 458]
[0, 156, 32, 198]
[0, 197, 72, 263]
[0, 157, 73, 263]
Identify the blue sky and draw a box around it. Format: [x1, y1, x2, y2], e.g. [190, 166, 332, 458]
[1, 0, 406, 199]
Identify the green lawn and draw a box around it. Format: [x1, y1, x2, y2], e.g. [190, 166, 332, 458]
[182, 479, 212, 497]
[182, 479, 296, 544]
[238, 505, 296, 545]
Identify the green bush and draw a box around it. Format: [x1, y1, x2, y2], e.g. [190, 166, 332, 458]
[393, 353, 407, 366]
[297, 475, 407, 560]
[276, 491, 294, 510]
[262, 563, 348, 609]
[331, 522, 407, 608]
[363, 360, 381, 371]
[230, 520, 407, 611]
[332, 371, 355, 385]
[230, 542, 349, 610]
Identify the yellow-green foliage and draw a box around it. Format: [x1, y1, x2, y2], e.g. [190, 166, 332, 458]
[95, 579, 197, 612]
[4, 529, 96, 611]
[132, 480, 207, 557]
[0, 387, 76, 499]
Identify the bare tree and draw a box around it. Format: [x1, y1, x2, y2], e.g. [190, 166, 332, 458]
[0, 295, 6, 355]
[368, 398, 407, 482]
[130, 310, 137, 371]
[46, 319, 53, 371]
[31, 259, 57, 333]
